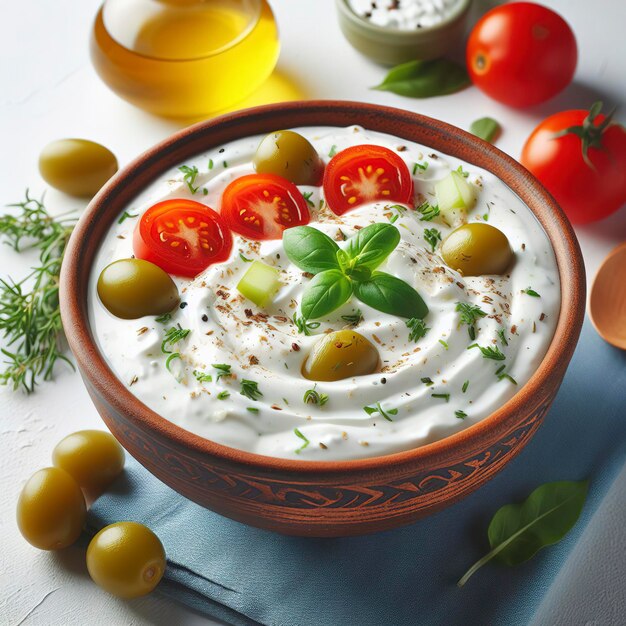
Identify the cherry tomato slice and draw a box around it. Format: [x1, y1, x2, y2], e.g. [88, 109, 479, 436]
[323, 145, 413, 215]
[220, 173, 310, 240]
[133, 199, 232, 277]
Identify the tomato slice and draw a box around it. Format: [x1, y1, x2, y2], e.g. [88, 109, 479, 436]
[323, 145, 413, 215]
[133, 199, 232, 277]
[220, 173, 310, 240]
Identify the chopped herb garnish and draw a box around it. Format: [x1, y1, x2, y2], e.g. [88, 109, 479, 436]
[179, 165, 200, 194]
[363, 402, 398, 422]
[413, 161, 429, 175]
[155, 313, 172, 324]
[302, 191, 315, 209]
[439, 339, 449, 350]
[432, 393, 451, 402]
[462, 380, 470, 393]
[240, 378, 262, 401]
[456, 302, 487, 340]
[217, 390, 230, 400]
[208, 159, 214, 170]
[341, 309, 362, 325]
[424, 227, 442, 251]
[247, 407, 259, 414]
[406, 317, 430, 342]
[421, 377, 434, 386]
[165, 352, 181, 372]
[193, 370, 213, 383]
[522, 287, 541, 297]
[497, 369, 518, 385]
[328, 144, 337, 158]
[455, 410, 468, 419]
[497, 328, 509, 346]
[161, 325, 190, 354]
[294, 428, 310, 454]
[212, 363, 232, 381]
[118, 210, 138, 224]
[456, 165, 470, 178]
[469, 344, 506, 361]
[385, 204, 406, 224]
[303, 385, 329, 407]
[416, 201, 440, 221]
[293, 313, 321, 336]
[239, 252, 253, 263]
[223, 161, 228, 168]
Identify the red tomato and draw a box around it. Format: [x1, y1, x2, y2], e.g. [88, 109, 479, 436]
[133, 199, 232, 277]
[220, 173, 310, 240]
[521, 103, 626, 224]
[467, 2, 577, 107]
[323, 145, 413, 215]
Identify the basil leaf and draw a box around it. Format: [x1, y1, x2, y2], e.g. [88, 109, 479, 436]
[283, 226, 340, 274]
[345, 223, 400, 271]
[353, 272, 428, 319]
[470, 117, 501, 143]
[301, 270, 353, 319]
[373, 59, 470, 99]
[458, 480, 588, 587]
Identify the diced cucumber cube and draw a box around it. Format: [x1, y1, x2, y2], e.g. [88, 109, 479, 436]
[237, 261, 281, 307]
[435, 171, 476, 226]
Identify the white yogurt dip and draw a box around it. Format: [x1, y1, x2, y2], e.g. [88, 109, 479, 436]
[89, 126, 560, 461]
[347, 0, 463, 30]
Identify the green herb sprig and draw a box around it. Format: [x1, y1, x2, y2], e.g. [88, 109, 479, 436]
[240, 378, 262, 401]
[363, 402, 398, 422]
[423, 227, 441, 251]
[0, 192, 77, 392]
[406, 317, 430, 342]
[469, 344, 506, 361]
[416, 201, 440, 222]
[161, 325, 190, 354]
[303, 385, 329, 407]
[294, 428, 310, 453]
[179, 165, 200, 194]
[456, 302, 487, 340]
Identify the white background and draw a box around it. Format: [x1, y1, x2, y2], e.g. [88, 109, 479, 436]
[1, 1, 625, 624]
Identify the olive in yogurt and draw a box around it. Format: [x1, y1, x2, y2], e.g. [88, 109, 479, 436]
[441, 223, 513, 276]
[253, 130, 324, 186]
[97, 258, 180, 319]
[303, 330, 380, 382]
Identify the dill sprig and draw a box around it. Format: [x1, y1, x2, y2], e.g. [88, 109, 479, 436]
[456, 302, 487, 340]
[0, 191, 77, 392]
[161, 325, 190, 354]
[416, 201, 440, 222]
[468, 343, 506, 361]
[406, 317, 430, 342]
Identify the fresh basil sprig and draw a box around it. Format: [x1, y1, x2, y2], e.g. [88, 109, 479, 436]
[283, 224, 428, 320]
[458, 480, 588, 587]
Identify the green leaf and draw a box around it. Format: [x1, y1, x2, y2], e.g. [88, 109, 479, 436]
[301, 270, 352, 319]
[345, 223, 401, 271]
[373, 59, 470, 99]
[353, 272, 428, 319]
[283, 226, 340, 274]
[458, 480, 588, 587]
[470, 117, 501, 143]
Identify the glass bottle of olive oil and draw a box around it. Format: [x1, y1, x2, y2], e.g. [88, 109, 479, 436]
[91, 0, 280, 118]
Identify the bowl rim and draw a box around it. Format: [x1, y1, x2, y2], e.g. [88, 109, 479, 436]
[335, 0, 471, 39]
[60, 99, 585, 476]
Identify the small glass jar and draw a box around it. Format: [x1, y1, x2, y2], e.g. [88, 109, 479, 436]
[90, 0, 280, 118]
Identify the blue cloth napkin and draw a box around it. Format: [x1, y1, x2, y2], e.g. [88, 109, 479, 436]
[87, 319, 626, 626]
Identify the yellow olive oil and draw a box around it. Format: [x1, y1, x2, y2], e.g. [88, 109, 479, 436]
[91, 0, 280, 118]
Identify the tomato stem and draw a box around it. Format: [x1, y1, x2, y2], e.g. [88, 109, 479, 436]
[553, 101, 619, 169]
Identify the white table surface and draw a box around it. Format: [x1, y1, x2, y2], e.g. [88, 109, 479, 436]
[1, 1, 625, 624]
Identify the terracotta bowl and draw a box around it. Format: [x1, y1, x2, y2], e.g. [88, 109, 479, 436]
[60, 101, 585, 537]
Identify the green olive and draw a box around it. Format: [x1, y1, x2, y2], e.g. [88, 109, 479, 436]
[302, 330, 380, 382]
[16, 467, 86, 550]
[52, 430, 125, 492]
[39, 139, 118, 198]
[253, 130, 324, 185]
[97, 258, 180, 319]
[87, 522, 166, 598]
[441, 223, 513, 276]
